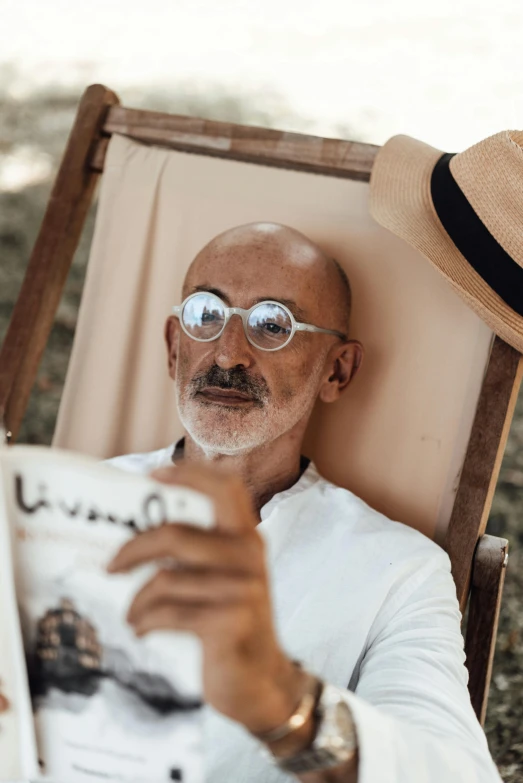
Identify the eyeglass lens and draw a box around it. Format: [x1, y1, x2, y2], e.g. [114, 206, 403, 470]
[182, 294, 293, 349]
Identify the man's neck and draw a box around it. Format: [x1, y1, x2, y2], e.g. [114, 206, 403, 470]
[180, 433, 306, 518]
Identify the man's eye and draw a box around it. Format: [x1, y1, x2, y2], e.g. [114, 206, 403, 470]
[263, 322, 288, 335]
[201, 312, 217, 323]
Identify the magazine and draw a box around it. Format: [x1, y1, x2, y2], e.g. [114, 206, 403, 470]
[0, 445, 214, 783]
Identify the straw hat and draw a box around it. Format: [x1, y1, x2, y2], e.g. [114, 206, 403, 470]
[369, 130, 523, 353]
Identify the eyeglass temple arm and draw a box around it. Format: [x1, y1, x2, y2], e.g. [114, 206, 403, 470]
[295, 322, 347, 340]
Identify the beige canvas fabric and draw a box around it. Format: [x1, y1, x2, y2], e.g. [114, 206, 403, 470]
[53, 134, 493, 541]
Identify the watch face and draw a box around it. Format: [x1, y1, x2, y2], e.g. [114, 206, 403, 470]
[316, 687, 357, 756]
[334, 700, 354, 737]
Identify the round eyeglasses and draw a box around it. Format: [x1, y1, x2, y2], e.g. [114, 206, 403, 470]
[172, 292, 347, 352]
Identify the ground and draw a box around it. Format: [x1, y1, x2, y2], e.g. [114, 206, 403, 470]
[1, 83, 522, 781]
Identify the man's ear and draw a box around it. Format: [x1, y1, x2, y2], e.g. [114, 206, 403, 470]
[318, 340, 363, 404]
[164, 316, 180, 380]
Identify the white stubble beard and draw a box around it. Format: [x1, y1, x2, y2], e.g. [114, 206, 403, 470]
[174, 356, 325, 457]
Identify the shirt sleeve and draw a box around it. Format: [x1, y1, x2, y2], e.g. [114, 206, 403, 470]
[341, 554, 502, 783]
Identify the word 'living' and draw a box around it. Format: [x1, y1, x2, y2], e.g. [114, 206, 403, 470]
[14, 473, 181, 532]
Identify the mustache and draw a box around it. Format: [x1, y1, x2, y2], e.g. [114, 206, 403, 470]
[190, 365, 270, 404]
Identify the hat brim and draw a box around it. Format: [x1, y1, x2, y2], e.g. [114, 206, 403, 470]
[369, 134, 523, 353]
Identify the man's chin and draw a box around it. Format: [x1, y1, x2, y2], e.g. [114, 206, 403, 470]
[178, 400, 269, 455]
[185, 430, 266, 456]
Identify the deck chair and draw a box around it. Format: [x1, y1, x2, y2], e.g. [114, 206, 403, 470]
[0, 84, 520, 727]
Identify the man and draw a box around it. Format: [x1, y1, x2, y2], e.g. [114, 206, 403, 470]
[107, 222, 500, 782]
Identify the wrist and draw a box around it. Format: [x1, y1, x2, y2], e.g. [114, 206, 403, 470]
[250, 663, 321, 759]
[265, 705, 317, 760]
[244, 657, 310, 737]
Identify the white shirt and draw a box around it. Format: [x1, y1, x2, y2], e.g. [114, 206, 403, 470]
[107, 445, 501, 783]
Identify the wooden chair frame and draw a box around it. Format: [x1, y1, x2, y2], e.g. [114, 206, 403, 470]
[0, 84, 521, 724]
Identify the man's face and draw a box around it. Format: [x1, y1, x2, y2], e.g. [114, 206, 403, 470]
[167, 226, 350, 456]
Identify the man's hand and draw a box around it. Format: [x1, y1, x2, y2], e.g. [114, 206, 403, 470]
[107, 464, 306, 737]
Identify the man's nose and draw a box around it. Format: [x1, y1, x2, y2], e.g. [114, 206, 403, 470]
[214, 315, 255, 369]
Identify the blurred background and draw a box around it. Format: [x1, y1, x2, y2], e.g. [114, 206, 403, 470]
[1, 0, 523, 777]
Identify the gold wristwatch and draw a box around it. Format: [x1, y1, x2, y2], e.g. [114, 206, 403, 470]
[270, 679, 358, 775]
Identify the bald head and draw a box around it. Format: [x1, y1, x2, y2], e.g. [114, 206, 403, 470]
[183, 222, 352, 333]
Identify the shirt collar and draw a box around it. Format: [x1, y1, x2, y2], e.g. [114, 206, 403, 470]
[260, 461, 322, 521]
[171, 438, 321, 521]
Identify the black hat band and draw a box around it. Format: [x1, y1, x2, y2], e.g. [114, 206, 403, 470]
[430, 152, 523, 317]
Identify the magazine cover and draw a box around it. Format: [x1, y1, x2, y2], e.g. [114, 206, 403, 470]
[0, 446, 214, 783]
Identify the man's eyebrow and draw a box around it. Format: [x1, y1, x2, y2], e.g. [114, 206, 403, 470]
[190, 286, 309, 321]
[192, 285, 232, 304]
[252, 296, 308, 321]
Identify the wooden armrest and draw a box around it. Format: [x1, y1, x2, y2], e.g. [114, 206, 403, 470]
[465, 533, 509, 725]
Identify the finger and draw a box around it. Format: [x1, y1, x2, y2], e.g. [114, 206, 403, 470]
[127, 568, 261, 622]
[108, 523, 264, 575]
[151, 464, 255, 533]
[131, 600, 217, 637]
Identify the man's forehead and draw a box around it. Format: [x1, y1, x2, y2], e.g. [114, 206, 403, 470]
[183, 238, 330, 311]
[188, 284, 309, 320]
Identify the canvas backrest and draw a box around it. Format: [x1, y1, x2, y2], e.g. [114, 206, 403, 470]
[52, 133, 494, 542]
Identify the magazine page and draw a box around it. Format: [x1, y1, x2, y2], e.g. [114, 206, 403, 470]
[0, 468, 40, 782]
[0, 446, 214, 783]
